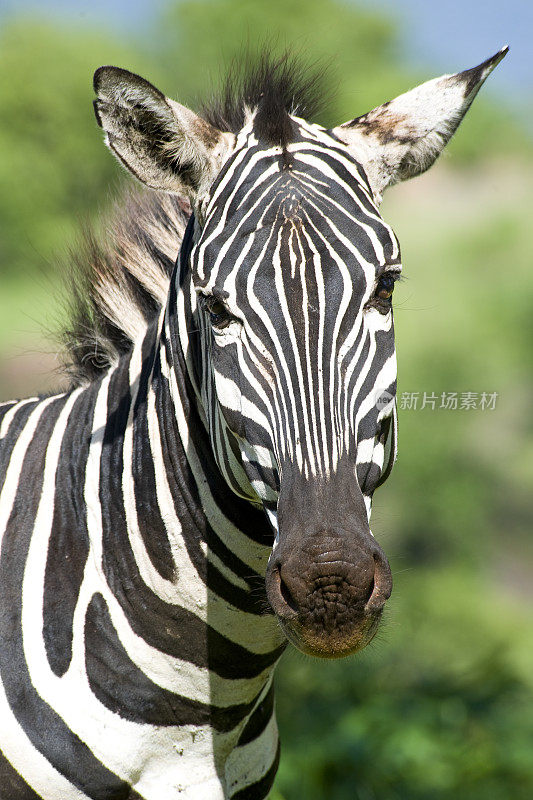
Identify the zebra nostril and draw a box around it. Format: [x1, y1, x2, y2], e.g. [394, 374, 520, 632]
[266, 562, 300, 618]
[365, 574, 375, 604]
[279, 570, 299, 613]
[365, 549, 393, 611]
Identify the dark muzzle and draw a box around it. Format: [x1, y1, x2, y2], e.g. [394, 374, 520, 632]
[265, 468, 392, 657]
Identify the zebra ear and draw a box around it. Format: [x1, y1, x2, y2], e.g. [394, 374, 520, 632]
[93, 67, 232, 199]
[332, 47, 508, 203]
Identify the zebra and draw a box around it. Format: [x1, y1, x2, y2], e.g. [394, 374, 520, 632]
[0, 47, 507, 800]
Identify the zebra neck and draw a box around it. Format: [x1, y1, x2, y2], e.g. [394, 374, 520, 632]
[0, 326, 283, 798]
[99, 302, 285, 659]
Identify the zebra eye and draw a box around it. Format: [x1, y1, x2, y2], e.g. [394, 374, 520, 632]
[365, 271, 400, 314]
[376, 273, 396, 299]
[204, 296, 232, 329]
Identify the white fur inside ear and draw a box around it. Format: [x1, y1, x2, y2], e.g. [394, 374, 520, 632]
[94, 67, 233, 201]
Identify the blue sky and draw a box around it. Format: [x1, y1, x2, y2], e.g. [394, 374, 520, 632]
[358, 0, 532, 103]
[2, 0, 531, 112]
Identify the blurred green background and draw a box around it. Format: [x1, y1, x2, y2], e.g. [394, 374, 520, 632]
[1, 1, 532, 798]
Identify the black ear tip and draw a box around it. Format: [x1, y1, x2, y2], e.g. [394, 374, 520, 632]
[458, 45, 509, 95]
[93, 65, 132, 93]
[476, 45, 509, 75]
[488, 44, 509, 66]
[93, 65, 114, 93]
[92, 65, 165, 101]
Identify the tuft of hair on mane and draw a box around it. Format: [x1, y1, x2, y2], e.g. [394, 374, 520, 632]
[61, 189, 190, 387]
[202, 48, 330, 151]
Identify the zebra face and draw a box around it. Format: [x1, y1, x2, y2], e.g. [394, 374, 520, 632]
[190, 121, 399, 657]
[94, 47, 508, 658]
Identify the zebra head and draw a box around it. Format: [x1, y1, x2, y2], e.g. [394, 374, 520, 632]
[94, 49, 507, 658]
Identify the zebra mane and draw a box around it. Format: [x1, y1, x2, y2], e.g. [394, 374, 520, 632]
[202, 50, 328, 149]
[62, 189, 190, 386]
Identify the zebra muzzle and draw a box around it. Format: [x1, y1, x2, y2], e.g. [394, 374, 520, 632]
[266, 539, 391, 658]
[264, 473, 392, 658]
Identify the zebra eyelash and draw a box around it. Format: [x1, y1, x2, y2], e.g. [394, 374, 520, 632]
[382, 268, 402, 286]
[377, 268, 402, 282]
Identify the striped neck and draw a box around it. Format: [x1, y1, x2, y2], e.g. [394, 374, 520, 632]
[86, 264, 285, 794]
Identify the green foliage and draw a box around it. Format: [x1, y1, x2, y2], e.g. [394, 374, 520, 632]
[273, 568, 533, 800]
[380, 169, 533, 567]
[0, 19, 162, 278]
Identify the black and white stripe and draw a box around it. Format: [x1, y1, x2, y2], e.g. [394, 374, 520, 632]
[189, 119, 399, 511]
[0, 308, 285, 798]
